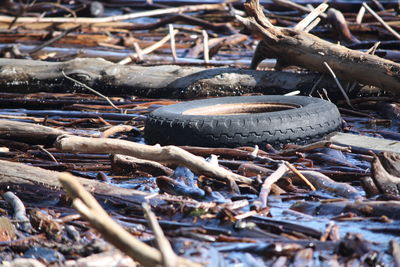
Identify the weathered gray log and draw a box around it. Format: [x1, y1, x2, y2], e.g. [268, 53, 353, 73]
[0, 58, 340, 98]
[240, 0, 400, 96]
[0, 119, 67, 145]
[0, 159, 148, 205]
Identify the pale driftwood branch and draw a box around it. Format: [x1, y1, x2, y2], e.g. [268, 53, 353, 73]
[258, 163, 288, 208]
[294, 3, 328, 31]
[241, 0, 400, 96]
[0, 159, 149, 205]
[54, 135, 253, 192]
[0, 4, 227, 24]
[118, 30, 178, 65]
[0, 58, 341, 98]
[143, 203, 177, 267]
[58, 173, 202, 267]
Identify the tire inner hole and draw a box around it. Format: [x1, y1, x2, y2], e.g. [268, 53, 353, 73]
[182, 103, 301, 115]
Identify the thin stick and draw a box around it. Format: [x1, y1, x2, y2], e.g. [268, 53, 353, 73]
[0, 3, 227, 24]
[363, 3, 400, 40]
[284, 162, 316, 191]
[356, 6, 366, 25]
[294, 3, 328, 31]
[169, 24, 177, 62]
[259, 163, 288, 208]
[323, 62, 353, 108]
[35, 145, 59, 165]
[202, 30, 209, 64]
[309, 74, 325, 96]
[118, 30, 178, 65]
[29, 25, 81, 55]
[61, 71, 121, 112]
[303, 17, 321, 33]
[143, 203, 177, 267]
[133, 42, 144, 61]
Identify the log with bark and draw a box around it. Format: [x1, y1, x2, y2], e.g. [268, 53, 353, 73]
[0, 58, 341, 98]
[238, 0, 400, 97]
[0, 159, 148, 206]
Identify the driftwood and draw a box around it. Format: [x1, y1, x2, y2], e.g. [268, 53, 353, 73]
[0, 58, 341, 98]
[371, 153, 400, 196]
[239, 0, 400, 96]
[58, 173, 201, 267]
[54, 135, 253, 192]
[0, 159, 148, 206]
[0, 119, 67, 145]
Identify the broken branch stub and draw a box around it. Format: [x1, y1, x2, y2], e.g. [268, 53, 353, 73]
[241, 0, 400, 96]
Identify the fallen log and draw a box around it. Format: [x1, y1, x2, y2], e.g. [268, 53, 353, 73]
[0, 119, 67, 145]
[0, 58, 341, 98]
[0, 160, 148, 206]
[239, 0, 400, 96]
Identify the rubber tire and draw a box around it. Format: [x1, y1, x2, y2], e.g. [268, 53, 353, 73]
[145, 95, 341, 148]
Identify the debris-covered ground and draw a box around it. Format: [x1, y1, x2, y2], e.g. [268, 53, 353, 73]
[0, 0, 400, 266]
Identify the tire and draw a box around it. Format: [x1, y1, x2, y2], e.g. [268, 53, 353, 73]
[145, 95, 341, 148]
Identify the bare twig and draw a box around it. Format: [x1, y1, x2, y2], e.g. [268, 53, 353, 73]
[323, 62, 353, 108]
[133, 42, 144, 61]
[356, 6, 366, 25]
[363, 3, 400, 40]
[308, 74, 325, 96]
[61, 71, 121, 112]
[35, 145, 59, 165]
[202, 30, 209, 64]
[29, 25, 81, 55]
[259, 163, 288, 208]
[303, 18, 321, 32]
[169, 24, 177, 62]
[284, 162, 316, 191]
[294, 3, 328, 31]
[143, 203, 177, 267]
[118, 29, 178, 65]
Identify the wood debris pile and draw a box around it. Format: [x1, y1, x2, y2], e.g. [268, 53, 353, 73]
[0, 0, 399, 266]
